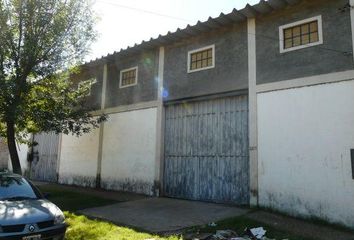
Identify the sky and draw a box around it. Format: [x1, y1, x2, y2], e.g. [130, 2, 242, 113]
[88, 0, 259, 61]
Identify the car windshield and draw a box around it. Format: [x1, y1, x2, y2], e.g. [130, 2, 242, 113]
[0, 175, 39, 201]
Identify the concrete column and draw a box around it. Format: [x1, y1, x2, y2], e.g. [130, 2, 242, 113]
[56, 133, 63, 181]
[101, 63, 108, 110]
[96, 62, 108, 188]
[350, 0, 354, 64]
[154, 46, 165, 196]
[248, 17, 258, 206]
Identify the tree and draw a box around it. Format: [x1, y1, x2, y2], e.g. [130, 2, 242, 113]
[0, 0, 105, 175]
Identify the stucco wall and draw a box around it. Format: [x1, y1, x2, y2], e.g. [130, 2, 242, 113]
[257, 79, 354, 228]
[163, 22, 248, 101]
[100, 107, 157, 195]
[105, 49, 159, 108]
[256, 0, 353, 84]
[17, 142, 29, 174]
[5, 142, 30, 174]
[58, 129, 100, 187]
[0, 136, 30, 174]
[71, 63, 104, 111]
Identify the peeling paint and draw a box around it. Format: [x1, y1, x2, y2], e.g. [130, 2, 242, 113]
[258, 80, 354, 229]
[58, 128, 100, 188]
[164, 96, 249, 204]
[58, 174, 96, 188]
[100, 109, 157, 196]
[101, 177, 154, 196]
[260, 191, 354, 229]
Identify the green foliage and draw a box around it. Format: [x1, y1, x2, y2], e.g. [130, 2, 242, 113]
[26, 69, 106, 137]
[0, 0, 104, 172]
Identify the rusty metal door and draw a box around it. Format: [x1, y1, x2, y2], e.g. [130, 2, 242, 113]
[163, 95, 249, 204]
[30, 132, 60, 182]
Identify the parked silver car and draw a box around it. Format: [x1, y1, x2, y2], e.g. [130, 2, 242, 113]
[0, 171, 66, 240]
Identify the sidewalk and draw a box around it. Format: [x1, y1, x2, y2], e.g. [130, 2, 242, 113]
[80, 197, 250, 233]
[34, 181, 354, 239]
[80, 196, 354, 239]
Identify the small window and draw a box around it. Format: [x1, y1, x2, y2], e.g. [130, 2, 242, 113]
[188, 45, 215, 73]
[120, 67, 138, 88]
[78, 78, 96, 96]
[279, 16, 323, 53]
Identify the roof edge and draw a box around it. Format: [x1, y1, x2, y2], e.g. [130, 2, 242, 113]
[83, 0, 301, 65]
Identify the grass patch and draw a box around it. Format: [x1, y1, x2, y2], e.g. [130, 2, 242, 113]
[187, 216, 313, 240]
[37, 184, 346, 240]
[37, 185, 181, 240]
[64, 212, 180, 240]
[37, 185, 117, 211]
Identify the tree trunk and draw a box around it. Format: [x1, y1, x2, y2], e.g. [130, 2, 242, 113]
[6, 120, 22, 175]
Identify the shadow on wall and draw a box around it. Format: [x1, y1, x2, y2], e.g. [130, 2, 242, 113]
[0, 139, 9, 170]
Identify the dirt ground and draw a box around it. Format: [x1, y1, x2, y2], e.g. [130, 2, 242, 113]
[34, 181, 354, 240]
[33, 181, 146, 202]
[246, 211, 354, 240]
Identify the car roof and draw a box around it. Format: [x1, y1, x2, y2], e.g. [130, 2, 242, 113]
[0, 171, 22, 178]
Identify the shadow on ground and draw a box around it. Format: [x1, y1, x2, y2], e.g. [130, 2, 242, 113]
[36, 182, 354, 240]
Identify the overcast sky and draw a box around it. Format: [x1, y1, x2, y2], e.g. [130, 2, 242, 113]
[88, 0, 259, 61]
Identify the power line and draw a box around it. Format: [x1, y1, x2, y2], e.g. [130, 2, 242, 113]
[95, 1, 352, 56]
[96, 0, 193, 23]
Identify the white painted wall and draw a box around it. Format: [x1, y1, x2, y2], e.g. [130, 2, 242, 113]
[58, 128, 100, 187]
[257, 80, 354, 228]
[101, 107, 157, 195]
[7, 141, 29, 174]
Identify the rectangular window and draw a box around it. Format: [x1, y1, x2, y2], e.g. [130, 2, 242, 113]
[120, 67, 138, 88]
[279, 16, 323, 53]
[78, 78, 96, 96]
[188, 45, 215, 73]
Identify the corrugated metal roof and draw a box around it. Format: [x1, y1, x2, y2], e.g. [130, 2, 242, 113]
[86, 0, 301, 65]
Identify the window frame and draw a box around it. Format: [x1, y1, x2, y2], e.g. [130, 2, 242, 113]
[279, 15, 323, 53]
[78, 78, 96, 97]
[187, 44, 215, 73]
[119, 66, 138, 88]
